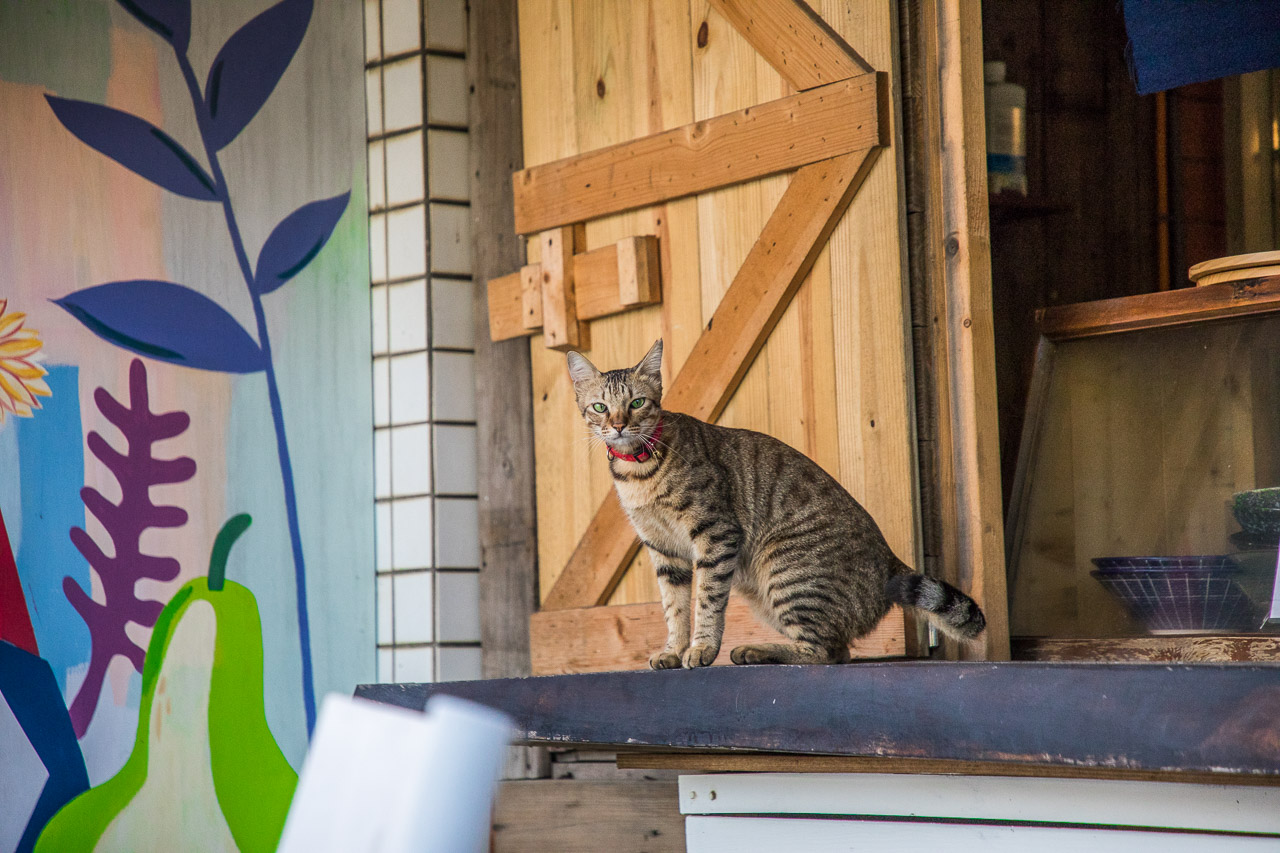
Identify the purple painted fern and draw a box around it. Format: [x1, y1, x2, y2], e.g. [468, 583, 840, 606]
[64, 358, 195, 737]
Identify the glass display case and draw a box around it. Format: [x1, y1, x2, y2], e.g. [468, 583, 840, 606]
[1007, 277, 1280, 645]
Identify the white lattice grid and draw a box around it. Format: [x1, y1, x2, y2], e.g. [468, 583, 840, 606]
[364, 0, 482, 685]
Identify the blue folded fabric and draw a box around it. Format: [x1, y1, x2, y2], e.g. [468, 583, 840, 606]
[1124, 0, 1280, 94]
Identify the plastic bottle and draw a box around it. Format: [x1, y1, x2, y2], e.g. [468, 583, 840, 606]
[984, 61, 1027, 196]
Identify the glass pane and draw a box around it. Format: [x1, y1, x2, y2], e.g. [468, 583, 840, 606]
[1009, 314, 1280, 639]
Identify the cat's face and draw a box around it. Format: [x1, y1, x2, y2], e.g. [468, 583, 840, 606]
[566, 339, 664, 452]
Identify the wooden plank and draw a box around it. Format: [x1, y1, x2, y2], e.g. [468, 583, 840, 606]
[355, 663, 1280, 778]
[470, 0, 549, 781]
[539, 225, 587, 350]
[542, 148, 878, 610]
[528, 600, 906, 675]
[488, 270, 529, 341]
[1038, 275, 1280, 341]
[818, 0, 921, 607]
[618, 752, 1280, 787]
[709, 0, 872, 89]
[602, 0, 708, 610]
[932, 0, 1008, 660]
[900, 0, 949, 655]
[687, 0, 791, 526]
[471, 0, 535, 682]
[486, 240, 663, 342]
[574, 241, 661, 319]
[616, 235, 660, 306]
[492, 779, 684, 853]
[521, 263, 543, 330]
[512, 73, 883, 234]
[1013, 636, 1280, 663]
[526, 0, 693, 608]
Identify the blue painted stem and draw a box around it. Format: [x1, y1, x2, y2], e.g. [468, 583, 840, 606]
[175, 52, 317, 736]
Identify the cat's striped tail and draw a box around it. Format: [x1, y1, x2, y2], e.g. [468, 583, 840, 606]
[885, 570, 986, 640]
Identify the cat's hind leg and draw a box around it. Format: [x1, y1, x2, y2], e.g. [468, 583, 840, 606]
[729, 641, 849, 665]
[732, 565, 852, 665]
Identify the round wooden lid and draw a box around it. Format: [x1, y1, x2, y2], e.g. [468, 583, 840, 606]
[1189, 250, 1280, 285]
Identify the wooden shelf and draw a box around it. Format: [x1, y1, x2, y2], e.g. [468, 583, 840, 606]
[1014, 635, 1280, 662]
[1037, 274, 1280, 340]
[356, 662, 1280, 781]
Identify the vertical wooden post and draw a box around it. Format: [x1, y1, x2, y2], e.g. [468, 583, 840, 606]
[468, 0, 549, 778]
[933, 0, 1010, 660]
[539, 224, 588, 351]
[901, 0, 1009, 661]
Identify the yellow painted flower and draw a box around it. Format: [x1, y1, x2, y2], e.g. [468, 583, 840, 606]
[0, 298, 52, 423]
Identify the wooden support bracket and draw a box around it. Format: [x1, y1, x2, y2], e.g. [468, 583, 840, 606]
[512, 73, 884, 235]
[539, 225, 585, 351]
[486, 234, 664, 345]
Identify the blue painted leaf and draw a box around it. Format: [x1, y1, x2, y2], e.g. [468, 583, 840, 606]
[45, 96, 217, 202]
[204, 0, 313, 150]
[116, 0, 191, 51]
[255, 192, 350, 294]
[54, 281, 266, 374]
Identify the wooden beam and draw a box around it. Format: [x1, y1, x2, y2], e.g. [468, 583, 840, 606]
[486, 239, 665, 342]
[616, 753, 1280, 787]
[708, 0, 872, 89]
[615, 235, 660, 307]
[520, 263, 542, 331]
[539, 225, 586, 351]
[529, 600, 906, 675]
[492, 780, 684, 853]
[356, 663, 1280, 779]
[900, 0, 947, 658]
[468, 0, 548, 782]
[927, 0, 1009, 660]
[542, 148, 878, 610]
[512, 73, 884, 234]
[1038, 274, 1280, 341]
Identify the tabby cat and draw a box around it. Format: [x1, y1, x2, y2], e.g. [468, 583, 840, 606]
[567, 339, 985, 668]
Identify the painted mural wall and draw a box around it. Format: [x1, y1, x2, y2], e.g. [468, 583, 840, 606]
[0, 1, 373, 849]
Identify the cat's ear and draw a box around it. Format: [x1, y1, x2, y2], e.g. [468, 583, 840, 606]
[633, 339, 663, 387]
[566, 350, 601, 386]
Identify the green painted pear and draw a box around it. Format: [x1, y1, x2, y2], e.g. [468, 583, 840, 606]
[36, 516, 298, 852]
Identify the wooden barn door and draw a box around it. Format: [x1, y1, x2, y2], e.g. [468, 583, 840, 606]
[505, 0, 922, 674]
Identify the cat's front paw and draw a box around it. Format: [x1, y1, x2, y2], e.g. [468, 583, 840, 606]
[681, 644, 719, 668]
[649, 650, 683, 670]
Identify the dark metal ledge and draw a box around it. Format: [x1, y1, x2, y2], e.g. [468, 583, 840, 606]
[355, 662, 1280, 780]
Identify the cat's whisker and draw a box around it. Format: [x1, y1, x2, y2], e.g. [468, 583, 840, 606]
[645, 434, 687, 464]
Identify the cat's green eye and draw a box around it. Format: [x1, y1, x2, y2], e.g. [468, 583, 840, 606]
[630, 398, 646, 409]
[592, 402, 607, 413]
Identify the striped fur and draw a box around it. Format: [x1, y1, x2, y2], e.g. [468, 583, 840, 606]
[567, 340, 986, 669]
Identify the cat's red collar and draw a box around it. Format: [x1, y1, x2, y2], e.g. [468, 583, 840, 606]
[607, 418, 664, 463]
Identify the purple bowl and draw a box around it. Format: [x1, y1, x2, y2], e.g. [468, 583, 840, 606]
[1091, 555, 1239, 573]
[1089, 555, 1261, 633]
